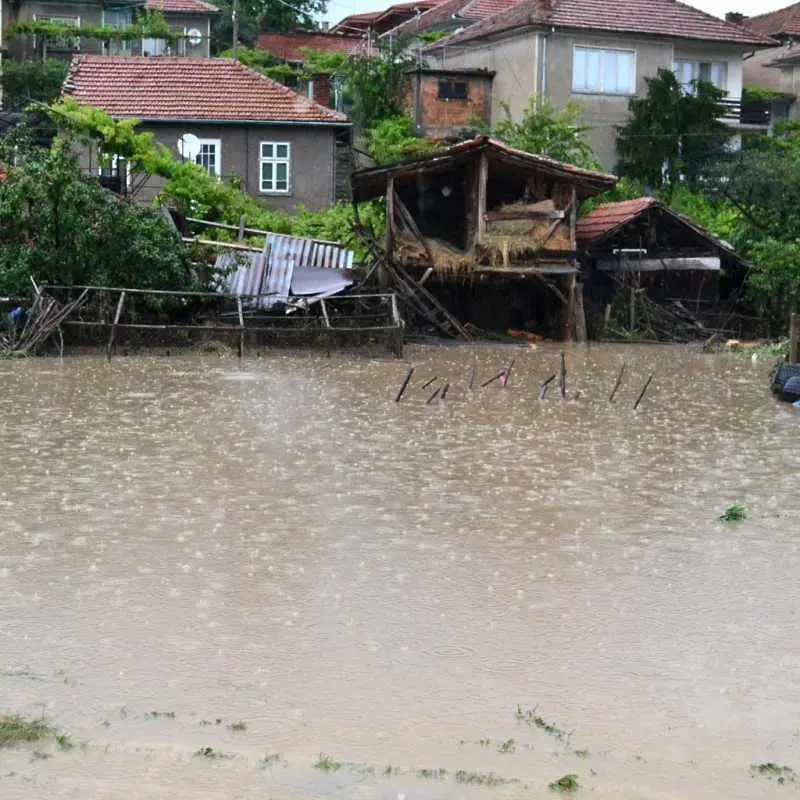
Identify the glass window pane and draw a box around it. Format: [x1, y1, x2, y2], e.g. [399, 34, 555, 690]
[276, 179, 288, 191]
[276, 144, 288, 159]
[573, 48, 586, 91]
[261, 162, 273, 187]
[261, 143, 273, 158]
[710, 62, 726, 90]
[585, 50, 601, 91]
[276, 163, 287, 181]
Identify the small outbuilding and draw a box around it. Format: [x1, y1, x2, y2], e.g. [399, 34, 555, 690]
[577, 197, 750, 339]
[352, 136, 617, 339]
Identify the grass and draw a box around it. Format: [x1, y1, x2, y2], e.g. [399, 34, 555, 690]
[573, 749, 589, 759]
[454, 770, 509, 786]
[549, 773, 580, 793]
[56, 733, 74, 751]
[516, 706, 567, 740]
[417, 767, 448, 780]
[227, 721, 247, 732]
[498, 738, 517, 754]
[194, 746, 229, 760]
[751, 763, 796, 784]
[32, 749, 51, 760]
[0, 714, 53, 748]
[260, 753, 280, 768]
[144, 711, 176, 720]
[719, 504, 747, 522]
[315, 754, 342, 772]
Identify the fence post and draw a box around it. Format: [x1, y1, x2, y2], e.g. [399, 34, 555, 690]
[791, 312, 799, 363]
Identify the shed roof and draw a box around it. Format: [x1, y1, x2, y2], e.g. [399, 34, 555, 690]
[423, 0, 776, 50]
[63, 56, 350, 124]
[352, 136, 617, 201]
[576, 197, 745, 262]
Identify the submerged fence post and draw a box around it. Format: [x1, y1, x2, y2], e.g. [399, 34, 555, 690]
[106, 290, 126, 362]
[791, 312, 799, 363]
[236, 295, 246, 360]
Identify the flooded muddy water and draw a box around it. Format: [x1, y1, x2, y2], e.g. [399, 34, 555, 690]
[1, 344, 798, 799]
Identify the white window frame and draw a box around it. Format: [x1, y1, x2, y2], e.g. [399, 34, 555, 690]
[102, 7, 133, 54]
[194, 138, 222, 177]
[572, 45, 636, 96]
[259, 141, 292, 195]
[673, 60, 728, 95]
[97, 153, 132, 191]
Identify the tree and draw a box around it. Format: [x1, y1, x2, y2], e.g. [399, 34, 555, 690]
[211, 0, 327, 53]
[616, 68, 731, 191]
[0, 130, 196, 298]
[0, 59, 68, 110]
[490, 98, 599, 169]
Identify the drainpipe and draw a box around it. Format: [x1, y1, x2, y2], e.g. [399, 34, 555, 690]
[539, 27, 554, 105]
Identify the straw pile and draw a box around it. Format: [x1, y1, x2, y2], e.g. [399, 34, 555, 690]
[394, 233, 473, 274]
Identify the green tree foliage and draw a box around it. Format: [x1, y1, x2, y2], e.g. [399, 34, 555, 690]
[211, 0, 327, 53]
[616, 68, 731, 191]
[0, 59, 69, 110]
[0, 131, 195, 297]
[365, 115, 440, 165]
[489, 98, 599, 169]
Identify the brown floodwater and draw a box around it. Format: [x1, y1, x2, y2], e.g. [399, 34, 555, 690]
[1, 344, 798, 799]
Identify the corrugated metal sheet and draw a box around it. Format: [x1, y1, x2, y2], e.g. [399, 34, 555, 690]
[216, 233, 354, 310]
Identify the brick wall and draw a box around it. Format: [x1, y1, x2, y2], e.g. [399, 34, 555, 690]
[311, 75, 331, 109]
[407, 73, 492, 138]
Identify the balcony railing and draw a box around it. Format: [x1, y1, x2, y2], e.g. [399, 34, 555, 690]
[718, 98, 772, 128]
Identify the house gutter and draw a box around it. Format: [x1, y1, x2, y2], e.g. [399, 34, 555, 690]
[540, 26, 554, 103]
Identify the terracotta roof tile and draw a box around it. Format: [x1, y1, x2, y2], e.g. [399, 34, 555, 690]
[256, 31, 375, 62]
[460, 0, 520, 21]
[145, 0, 218, 13]
[576, 197, 656, 245]
[390, 0, 474, 35]
[331, 10, 383, 32]
[63, 56, 350, 124]
[425, 0, 777, 49]
[745, 3, 800, 38]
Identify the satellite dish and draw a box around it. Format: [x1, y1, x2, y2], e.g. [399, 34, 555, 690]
[187, 28, 203, 46]
[177, 133, 201, 161]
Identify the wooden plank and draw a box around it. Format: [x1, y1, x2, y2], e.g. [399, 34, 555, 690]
[385, 175, 396, 256]
[569, 186, 577, 252]
[106, 290, 126, 362]
[476, 149, 489, 244]
[395, 193, 435, 265]
[596, 257, 721, 272]
[791, 312, 799, 363]
[485, 210, 565, 222]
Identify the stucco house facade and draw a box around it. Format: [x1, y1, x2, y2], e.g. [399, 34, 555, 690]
[419, 0, 775, 169]
[63, 55, 352, 210]
[3, 0, 219, 60]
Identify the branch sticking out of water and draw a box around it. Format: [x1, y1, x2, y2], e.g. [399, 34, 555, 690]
[719, 504, 746, 522]
[395, 368, 414, 402]
[633, 372, 654, 410]
[609, 362, 626, 403]
[549, 773, 579, 793]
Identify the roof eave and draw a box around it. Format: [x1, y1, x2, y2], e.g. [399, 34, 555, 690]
[103, 113, 351, 127]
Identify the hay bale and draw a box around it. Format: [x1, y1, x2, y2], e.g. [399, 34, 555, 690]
[486, 199, 571, 255]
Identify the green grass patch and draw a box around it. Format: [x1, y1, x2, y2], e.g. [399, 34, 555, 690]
[516, 706, 567, 740]
[144, 711, 176, 720]
[454, 770, 508, 786]
[260, 753, 280, 768]
[573, 749, 589, 759]
[315, 754, 342, 772]
[56, 733, 74, 751]
[227, 721, 247, 732]
[751, 763, 796, 784]
[719, 503, 746, 522]
[416, 767, 447, 779]
[0, 714, 53, 748]
[194, 746, 229, 760]
[549, 773, 579, 792]
[498, 738, 516, 754]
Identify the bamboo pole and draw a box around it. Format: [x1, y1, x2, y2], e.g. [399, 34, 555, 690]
[106, 290, 126, 362]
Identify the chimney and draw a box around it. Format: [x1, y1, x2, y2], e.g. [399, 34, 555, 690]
[320, 20, 329, 31]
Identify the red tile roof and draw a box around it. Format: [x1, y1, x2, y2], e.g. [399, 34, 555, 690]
[390, 0, 473, 35]
[576, 197, 657, 245]
[460, 0, 519, 21]
[256, 31, 375, 62]
[331, 10, 382, 32]
[425, 0, 777, 49]
[64, 56, 350, 124]
[146, 0, 218, 12]
[745, 3, 800, 38]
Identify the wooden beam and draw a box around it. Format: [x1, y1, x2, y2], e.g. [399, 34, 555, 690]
[485, 209, 565, 222]
[106, 290, 126, 362]
[385, 175, 396, 256]
[569, 186, 577, 252]
[791, 312, 799, 363]
[476, 149, 489, 244]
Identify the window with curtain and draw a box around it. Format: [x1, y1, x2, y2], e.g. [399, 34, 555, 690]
[572, 47, 635, 94]
[673, 60, 728, 94]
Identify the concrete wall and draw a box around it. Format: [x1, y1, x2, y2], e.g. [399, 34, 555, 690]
[432, 34, 538, 126]
[434, 29, 754, 171]
[407, 72, 493, 137]
[80, 121, 341, 211]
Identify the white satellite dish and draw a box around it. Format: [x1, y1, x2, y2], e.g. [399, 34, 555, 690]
[177, 133, 201, 161]
[187, 28, 203, 46]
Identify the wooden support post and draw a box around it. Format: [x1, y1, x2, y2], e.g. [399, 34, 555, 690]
[476, 149, 489, 245]
[791, 312, 799, 363]
[569, 186, 577, 252]
[379, 176, 395, 291]
[237, 214, 246, 242]
[565, 273, 576, 342]
[106, 290, 126, 362]
[320, 298, 331, 328]
[575, 282, 587, 343]
[236, 295, 245, 359]
[629, 282, 636, 332]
